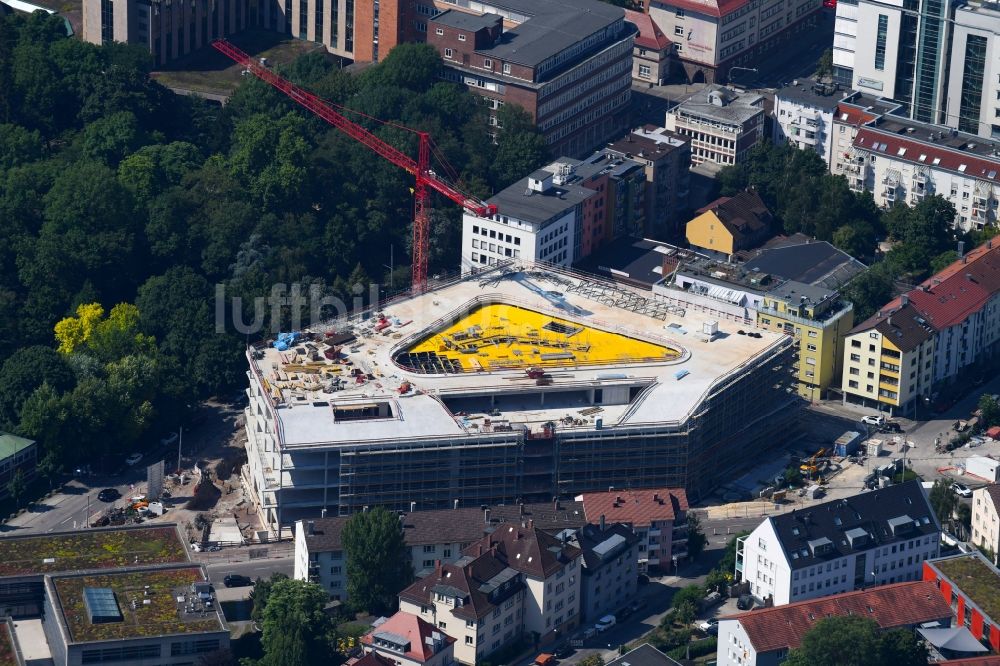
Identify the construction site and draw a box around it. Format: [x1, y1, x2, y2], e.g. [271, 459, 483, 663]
[241, 262, 801, 532]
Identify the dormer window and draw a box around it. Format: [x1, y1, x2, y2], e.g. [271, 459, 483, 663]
[458, 33, 466, 41]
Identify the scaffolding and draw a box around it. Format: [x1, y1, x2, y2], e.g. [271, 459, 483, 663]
[566, 279, 685, 320]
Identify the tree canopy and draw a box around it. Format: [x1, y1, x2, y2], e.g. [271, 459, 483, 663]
[256, 578, 336, 666]
[342, 506, 413, 614]
[783, 616, 927, 666]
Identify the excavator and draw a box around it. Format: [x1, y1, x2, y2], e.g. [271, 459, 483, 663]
[799, 447, 827, 478]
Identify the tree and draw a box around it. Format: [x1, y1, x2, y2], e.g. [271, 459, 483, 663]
[784, 616, 926, 666]
[929, 478, 957, 527]
[492, 104, 549, 190]
[578, 655, 605, 666]
[978, 394, 1000, 429]
[0, 345, 75, 429]
[36, 449, 63, 490]
[671, 583, 703, 625]
[342, 506, 413, 614]
[816, 48, 833, 78]
[6, 468, 27, 509]
[80, 110, 143, 165]
[257, 578, 335, 666]
[686, 512, 707, 559]
[250, 573, 290, 624]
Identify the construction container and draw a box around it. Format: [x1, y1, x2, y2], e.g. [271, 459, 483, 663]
[806, 484, 824, 499]
[966, 455, 1000, 482]
[866, 438, 884, 457]
[833, 431, 862, 457]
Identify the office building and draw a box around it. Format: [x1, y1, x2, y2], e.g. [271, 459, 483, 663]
[604, 126, 691, 238]
[576, 488, 689, 573]
[735, 481, 940, 606]
[242, 260, 798, 532]
[773, 79, 851, 165]
[665, 86, 765, 166]
[685, 190, 772, 260]
[427, 0, 634, 158]
[716, 581, 953, 666]
[924, 551, 1000, 653]
[972, 485, 1000, 564]
[0, 433, 36, 500]
[834, 0, 1000, 141]
[625, 10, 673, 85]
[645, 0, 821, 84]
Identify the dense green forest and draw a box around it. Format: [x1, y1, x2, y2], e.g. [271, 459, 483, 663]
[716, 143, 999, 320]
[0, 12, 549, 470]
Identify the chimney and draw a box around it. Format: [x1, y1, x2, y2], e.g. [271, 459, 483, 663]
[435, 559, 442, 576]
[600, 514, 606, 531]
[411, 501, 417, 513]
[528, 518, 534, 530]
[484, 508, 491, 525]
[653, 493, 659, 502]
[901, 294, 909, 307]
[454, 499, 459, 510]
[963, 256, 968, 264]
[306, 520, 315, 535]
[320, 508, 327, 518]
[967, 272, 974, 281]
[876, 310, 882, 318]
[958, 240, 966, 257]
[553, 498, 559, 512]
[990, 240, 994, 249]
[519, 502, 525, 516]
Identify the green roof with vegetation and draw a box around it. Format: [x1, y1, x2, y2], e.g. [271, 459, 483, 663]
[0, 525, 187, 577]
[53, 566, 225, 642]
[0, 432, 34, 460]
[0, 620, 15, 666]
[934, 555, 1000, 621]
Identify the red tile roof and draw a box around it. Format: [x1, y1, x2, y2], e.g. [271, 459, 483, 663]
[835, 103, 876, 127]
[625, 10, 672, 50]
[576, 488, 688, 527]
[728, 581, 952, 654]
[363, 611, 454, 663]
[651, 0, 749, 18]
[937, 658, 1000, 666]
[464, 523, 581, 579]
[854, 128, 1000, 183]
[352, 652, 398, 666]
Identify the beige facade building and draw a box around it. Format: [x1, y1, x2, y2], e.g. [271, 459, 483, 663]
[972, 485, 1000, 563]
[665, 86, 765, 166]
[363, 612, 456, 666]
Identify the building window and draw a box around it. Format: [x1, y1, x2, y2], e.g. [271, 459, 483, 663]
[458, 33, 466, 41]
[435, 27, 443, 35]
[639, 64, 651, 78]
[674, 25, 684, 36]
[874, 15, 889, 71]
[465, 636, 474, 645]
[445, 48, 453, 58]
[484, 58, 492, 68]
[959, 35, 988, 133]
[849, 380, 859, 388]
[100, 0, 114, 43]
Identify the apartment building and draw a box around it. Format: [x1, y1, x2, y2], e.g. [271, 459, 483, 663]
[671, 236, 863, 401]
[398, 523, 581, 664]
[840, 301, 935, 415]
[736, 481, 941, 606]
[665, 86, 765, 166]
[294, 502, 587, 601]
[924, 551, 1000, 653]
[427, 0, 634, 158]
[576, 488, 689, 573]
[773, 79, 851, 165]
[82, 0, 251, 65]
[646, 0, 821, 84]
[604, 125, 691, 237]
[625, 10, 673, 85]
[362, 611, 456, 666]
[972, 485, 1000, 564]
[716, 581, 952, 666]
[567, 521, 639, 622]
[834, 0, 1000, 141]
[685, 190, 772, 260]
[842, 240, 1000, 413]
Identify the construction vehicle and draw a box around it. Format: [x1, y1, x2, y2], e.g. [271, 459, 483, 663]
[799, 447, 827, 477]
[211, 39, 497, 292]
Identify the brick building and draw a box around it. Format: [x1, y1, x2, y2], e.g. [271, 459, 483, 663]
[427, 0, 635, 157]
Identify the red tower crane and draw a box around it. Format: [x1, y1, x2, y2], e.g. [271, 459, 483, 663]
[211, 39, 498, 292]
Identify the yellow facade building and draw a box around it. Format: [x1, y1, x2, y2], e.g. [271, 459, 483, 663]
[840, 302, 935, 415]
[685, 190, 772, 259]
[755, 281, 854, 402]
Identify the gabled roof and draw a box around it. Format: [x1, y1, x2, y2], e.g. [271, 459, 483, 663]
[362, 611, 455, 663]
[849, 303, 935, 352]
[576, 488, 688, 527]
[727, 581, 952, 654]
[398, 552, 519, 620]
[651, 0, 751, 19]
[854, 128, 1000, 183]
[768, 481, 938, 570]
[464, 523, 581, 579]
[906, 273, 991, 330]
[696, 190, 771, 246]
[936, 657, 1000, 666]
[981, 484, 1000, 515]
[571, 522, 640, 571]
[353, 652, 399, 666]
[624, 10, 671, 50]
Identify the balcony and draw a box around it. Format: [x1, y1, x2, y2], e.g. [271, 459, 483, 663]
[648, 529, 662, 538]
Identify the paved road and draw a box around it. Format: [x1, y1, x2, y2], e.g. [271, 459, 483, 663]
[204, 556, 294, 583]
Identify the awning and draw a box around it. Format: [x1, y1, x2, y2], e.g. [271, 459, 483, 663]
[918, 627, 988, 653]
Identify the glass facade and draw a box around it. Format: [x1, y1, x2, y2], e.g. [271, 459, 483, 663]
[874, 14, 888, 71]
[913, 0, 947, 123]
[100, 0, 114, 43]
[345, 0, 354, 52]
[958, 34, 987, 134]
[892, 0, 918, 109]
[315, 0, 323, 43]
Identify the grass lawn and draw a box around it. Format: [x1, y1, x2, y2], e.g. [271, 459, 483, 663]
[934, 555, 1000, 621]
[151, 29, 331, 95]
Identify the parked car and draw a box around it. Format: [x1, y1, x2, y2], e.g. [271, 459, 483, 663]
[533, 654, 556, 666]
[629, 599, 647, 615]
[952, 482, 973, 498]
[697, 619, 719, 635]
[861, 414, 885, 426]
[737, 594, 754, 610]
[125, 452, 143, 466]
[224, 574, 253, 588]
[161, 432, 179, 448]
[881, 421, 903, 433]
[595, 615, 616, 632]
[97, 488, 120, 502]
[553, 644, 574, 659]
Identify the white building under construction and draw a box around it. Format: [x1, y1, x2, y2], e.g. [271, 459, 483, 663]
[242, 262, 799, 532]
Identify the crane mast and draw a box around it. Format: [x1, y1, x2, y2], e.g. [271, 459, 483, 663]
[211, 39, 497, 291]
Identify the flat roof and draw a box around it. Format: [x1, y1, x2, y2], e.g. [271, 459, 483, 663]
[0, 432, 34, 460]
[487, 174, 596, 226]
[673, 85, 764, 126]
[0, 525, 188, 577]
[432, 10, 501, 31]
[51, 565, 226, 643]
[776, 78, 851, 111]
[574, 237, 682, 288]
[931, 553, 1000, 622]
[250, 262, 786, 448]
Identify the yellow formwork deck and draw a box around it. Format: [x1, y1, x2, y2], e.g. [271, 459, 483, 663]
[402, 303, 681, 372]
